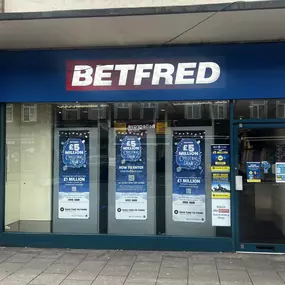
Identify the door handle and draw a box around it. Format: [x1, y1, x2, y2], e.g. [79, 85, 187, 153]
[235, 175, 243, 191]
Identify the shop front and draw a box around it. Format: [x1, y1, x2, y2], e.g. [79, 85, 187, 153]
[0, 42, 285, 252]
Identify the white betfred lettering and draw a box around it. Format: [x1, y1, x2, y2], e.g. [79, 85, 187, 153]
[72, 65, 93, 86]
[152, 63, 174, 85]
[115, 64, 136, 86]
[94, 65, 114, 86]
[196, 62, 220, 84]
[175, 62, 197, 84]
[134, 64, 153, 85]
[70, 61, 221, 88]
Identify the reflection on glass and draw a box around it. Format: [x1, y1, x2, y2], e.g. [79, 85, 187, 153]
[5, 104, 52, 233]
[234, 100, 285, 119]
[5, 101, 231, 238]
[238, 128, 285, 244]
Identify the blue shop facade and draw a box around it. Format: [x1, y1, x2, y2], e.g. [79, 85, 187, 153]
[1, 42, 285, 252]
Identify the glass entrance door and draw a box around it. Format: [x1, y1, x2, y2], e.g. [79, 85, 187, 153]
[235, 124, 285, 251]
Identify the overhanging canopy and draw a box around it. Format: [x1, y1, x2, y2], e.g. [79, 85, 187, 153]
[0, 1, 285, 49]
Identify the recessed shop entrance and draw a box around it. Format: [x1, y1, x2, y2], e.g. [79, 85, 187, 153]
[234, 123, 285, 252]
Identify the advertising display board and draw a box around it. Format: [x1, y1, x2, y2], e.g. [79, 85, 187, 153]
[211, 144, 231, 227]
[59, 131, 90, 219]
[172, 131, 206, 223]
[246, 162, 261, 182]
[115, 131, 147, 220]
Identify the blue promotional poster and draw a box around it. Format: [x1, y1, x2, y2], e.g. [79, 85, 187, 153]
[59, 130, 90, 219]
[276, 162, 285, 183]
[211, 144, 230, 172]
[261, 161, 271, 174]
[116, 130, 147, 220]
[211, 173, 230, 194]
[172, 130, 205, 223]
[246, 162, 261, 182]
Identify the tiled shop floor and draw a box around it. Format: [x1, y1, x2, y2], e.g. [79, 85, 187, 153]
[0, 248, 283, 284]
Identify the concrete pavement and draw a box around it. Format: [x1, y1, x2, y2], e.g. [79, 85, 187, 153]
[0, 248, 283, 284]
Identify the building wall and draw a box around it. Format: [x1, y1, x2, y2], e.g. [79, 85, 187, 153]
[5, 104, 52, 227]
[4, 0, 263, 13]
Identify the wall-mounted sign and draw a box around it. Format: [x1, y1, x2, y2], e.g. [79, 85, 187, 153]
[66, 60, 221, 91]
[114, 122, 127, 132]
[246, 162, 261, 182]
[172, 131, 206, 223]
[276, 162, 285, 183]
[156, 122, 168, 134]
[211, 144, 230, 172]
[58, 131, 90, 219]
[115, 130, 147, 220]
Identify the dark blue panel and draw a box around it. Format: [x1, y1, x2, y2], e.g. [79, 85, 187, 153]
[0, 42, 285, 102]
[0, 233, 233, 252]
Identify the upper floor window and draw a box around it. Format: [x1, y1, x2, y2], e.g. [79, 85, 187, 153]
[21, 104, 37, 122]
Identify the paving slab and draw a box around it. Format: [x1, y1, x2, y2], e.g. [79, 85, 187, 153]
[159, 267, 188, 279]
[0, 248, 282, 284]
[218, 269, 252, 284]
[66, 268, 101, 281]
[248, 269, 284, 285]
[29, 273, 67, 284]
[92, 275, 125, 285]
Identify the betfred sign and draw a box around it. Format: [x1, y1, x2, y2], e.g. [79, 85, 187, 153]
[66, 59, 221, 91]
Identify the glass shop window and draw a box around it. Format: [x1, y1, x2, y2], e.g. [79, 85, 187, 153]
[234, 99, 285, 119]
[5, 104, 52, 233]
[5, 101, 231, 238]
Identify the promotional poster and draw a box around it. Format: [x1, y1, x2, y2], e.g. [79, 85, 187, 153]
[116, 130, 147, 220]
[246, 162, 261, 182]
[172, 131, 205, 223]
[59, 130, 90, 219]
[276, 162, 285, 183]
[211, 144, 231, 227]
[261, 160, 271, 174]
[211, 144, 230, 172]
[211, 173, 230, 193]
[211, 172, 231, 227]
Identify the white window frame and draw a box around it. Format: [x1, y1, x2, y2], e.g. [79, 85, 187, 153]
[276, 100, 285, 118]
[141, 102, 157, 108]
[6, 104, 13, 123]
[114, 103, 132, 119]
[184, 104, 202, 119]
[21, 104, 37, 122]
[140, 102, 158, 119]
[88, 106, 107, 120]
[62, 108, 80, 120]
[116, 103, 130, 108]
[249, 100, 268, 119]
[211, 103, 228, 119]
